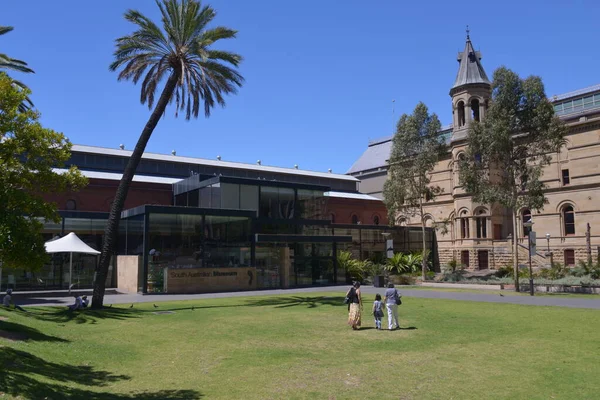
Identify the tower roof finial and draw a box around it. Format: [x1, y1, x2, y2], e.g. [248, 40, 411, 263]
[466, 25, 470, 40]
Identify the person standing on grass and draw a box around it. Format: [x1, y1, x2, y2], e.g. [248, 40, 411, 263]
[384, 283, 401, 330]
[347, 281, 362, 330]
[372, 294, 384, 330]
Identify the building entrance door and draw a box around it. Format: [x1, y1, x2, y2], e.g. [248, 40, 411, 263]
[477, 250, 489, 270]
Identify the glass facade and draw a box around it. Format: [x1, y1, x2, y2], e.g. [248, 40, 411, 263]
[1, 212, 114, 292]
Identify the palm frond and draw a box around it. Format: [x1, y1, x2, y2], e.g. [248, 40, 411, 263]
[111, 0, 243, 120]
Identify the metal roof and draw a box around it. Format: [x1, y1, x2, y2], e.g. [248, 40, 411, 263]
[551, 83, 600, 102]
[52, 168, 181, 184]
[346, 139, 392, 175]
[348, 125, 453, 175]
[451, 36, 491, 90]
[71, 144, 358, 182]
[324, 191, 382, 201]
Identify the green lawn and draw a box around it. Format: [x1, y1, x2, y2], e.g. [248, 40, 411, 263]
[1, 293, 599, 400]
[405, 285, 600, 298]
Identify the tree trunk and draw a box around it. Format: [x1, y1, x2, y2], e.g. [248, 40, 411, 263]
[420, 199, 427, 281]
[512, 209, 520, 292]
[91, 73, 179, 309]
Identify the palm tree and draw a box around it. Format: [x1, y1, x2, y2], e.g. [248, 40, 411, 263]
[0, 26, 35, 111]
[91, 0, 243, 308]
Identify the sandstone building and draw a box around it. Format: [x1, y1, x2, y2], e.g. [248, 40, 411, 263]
[349, 34, 600, 269]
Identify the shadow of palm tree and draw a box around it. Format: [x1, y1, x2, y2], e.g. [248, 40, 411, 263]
[0, 320, 69, 342]
[0, 347, 203, 399]
[243, 296, 346, 309]
[26, 307, 145, 325]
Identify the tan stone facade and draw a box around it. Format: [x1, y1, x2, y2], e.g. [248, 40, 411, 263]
[350, 36, 600, 270]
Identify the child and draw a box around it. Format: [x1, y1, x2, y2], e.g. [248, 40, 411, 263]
[372, 294, 384, 330]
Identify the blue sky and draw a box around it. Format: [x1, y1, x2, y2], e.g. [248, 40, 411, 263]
[2, 0, 599, 174]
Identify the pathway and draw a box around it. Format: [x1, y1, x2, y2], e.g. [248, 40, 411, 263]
[13, 286, 600, 310]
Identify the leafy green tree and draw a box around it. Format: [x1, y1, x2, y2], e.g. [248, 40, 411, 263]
[0, 26, 35, 111]
[0, 74, 86, 270]
[92, 0, 244, 308]
[459, 67, 566, 290]
[383, 102, 446, 280]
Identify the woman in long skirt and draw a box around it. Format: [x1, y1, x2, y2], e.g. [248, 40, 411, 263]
[347, 281, 362, 330]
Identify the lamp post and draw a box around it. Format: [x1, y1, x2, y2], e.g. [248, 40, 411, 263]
[523, 219, 535, 296]
[545, 233, 553, 267]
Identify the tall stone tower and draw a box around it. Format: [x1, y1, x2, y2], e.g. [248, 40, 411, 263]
[450, 30, 491, 143]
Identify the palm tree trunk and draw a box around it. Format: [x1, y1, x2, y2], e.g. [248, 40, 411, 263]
[512, 209, 520, 292]
[91, 73, 179, 309]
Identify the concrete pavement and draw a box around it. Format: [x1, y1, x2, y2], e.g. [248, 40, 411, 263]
[12, 285, 600, 309]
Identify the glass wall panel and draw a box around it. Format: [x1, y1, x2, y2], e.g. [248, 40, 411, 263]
[204, 216, 251, 268]
[240, 184, 259, 211]
[278, 188, 295, 219]
[188, 189, 199, 207]
[297, 190, 327, 220]
[221, 183, 240, 210]
[255, 245, 288, 289]
[147, 213, 203, 293]
[259, 186, 279, 218]
[210, 183, 221, 209]
[200, 186, 211, 208]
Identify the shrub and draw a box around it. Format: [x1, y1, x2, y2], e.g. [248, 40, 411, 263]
[538, 262, 568, 280]
[384, 252, 423, 274]
[425, 271, 435, 281]
[446, 259, 460, 273]
[391, 274, 415, 285]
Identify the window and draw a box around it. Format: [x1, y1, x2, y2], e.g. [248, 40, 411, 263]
[563, 206, 575, 235]
[330, 213, 335, 223]
[460, 211, 469, 239]
[373, 215, 380, 225]
[65, 199, 77, 211]
[461, 250, 469, 268]
[425, 190, 432, 201]
[351, 215, 359, 225]
[493, 224, 502, 240]
[457, 101, 465, 127]
[471, 99, 480, 122]
[562, 169, 570, 185]
[564, 249, 575, 266]
[522, 209, 532, 236]
[475, 210, 487, 239]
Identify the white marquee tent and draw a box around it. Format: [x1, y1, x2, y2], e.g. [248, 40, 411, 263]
[45, 232, 100, 293]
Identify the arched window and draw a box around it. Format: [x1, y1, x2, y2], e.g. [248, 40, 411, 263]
[396, 217, 407, 227]
[66, 199, 77, 211]
[476, 209, 487, 238]
[457, 101, 465, 127]
[522, 209, 532, 236]
[351, 214, 359, 225]
[373, 215, 380, 225]
[330, 213, 335, 223]
[563, 206, 575, 235]
[471, 99, 480, 122]
[460, 210, 469, 238]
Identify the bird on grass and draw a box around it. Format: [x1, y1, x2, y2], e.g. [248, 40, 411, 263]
[129, 304, 134, 308]
[191, 306, 195, 311]
[153, 304, 159, 308]
[499, 293, 504, 297]
[107, 304, 113, 308]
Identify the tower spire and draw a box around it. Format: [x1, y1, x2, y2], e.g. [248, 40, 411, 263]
[451, 32, 490, 93]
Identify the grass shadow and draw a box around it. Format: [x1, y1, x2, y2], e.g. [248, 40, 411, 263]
[0, 347, 202, 399]
[0, 319, 69, 342]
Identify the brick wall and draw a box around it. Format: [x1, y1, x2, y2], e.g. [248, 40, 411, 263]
[42, 178, 173, 212]
[326, 197, 388, 226]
